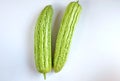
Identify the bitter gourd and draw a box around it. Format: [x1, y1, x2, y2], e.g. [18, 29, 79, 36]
[54, 1, 82, 72]
[34, 5, 53, 79]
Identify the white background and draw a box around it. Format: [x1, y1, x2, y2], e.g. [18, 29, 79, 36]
[0, 0, 120, 81]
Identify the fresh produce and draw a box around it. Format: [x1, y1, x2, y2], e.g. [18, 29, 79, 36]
[54, 1, 82, 72]
[34, 5, 53, 79]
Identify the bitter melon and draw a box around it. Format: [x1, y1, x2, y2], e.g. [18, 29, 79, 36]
[54, 1, 82, 72]
[34, 5, 53, 79]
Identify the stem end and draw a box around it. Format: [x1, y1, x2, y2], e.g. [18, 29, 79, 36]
[43, 73, 46, 80]
[77, 0, 79, 3]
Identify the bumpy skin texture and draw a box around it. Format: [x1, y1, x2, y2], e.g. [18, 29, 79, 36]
[34, 5, 53, 79]
[54, 1, 82, 72]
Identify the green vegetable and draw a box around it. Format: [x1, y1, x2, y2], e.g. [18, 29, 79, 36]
[34, 5, 53, 79]
[54, 1, 82, 72]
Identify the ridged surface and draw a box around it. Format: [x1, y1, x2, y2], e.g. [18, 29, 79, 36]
[54, 1, 82, 72]
[34, 5, 53, 79]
